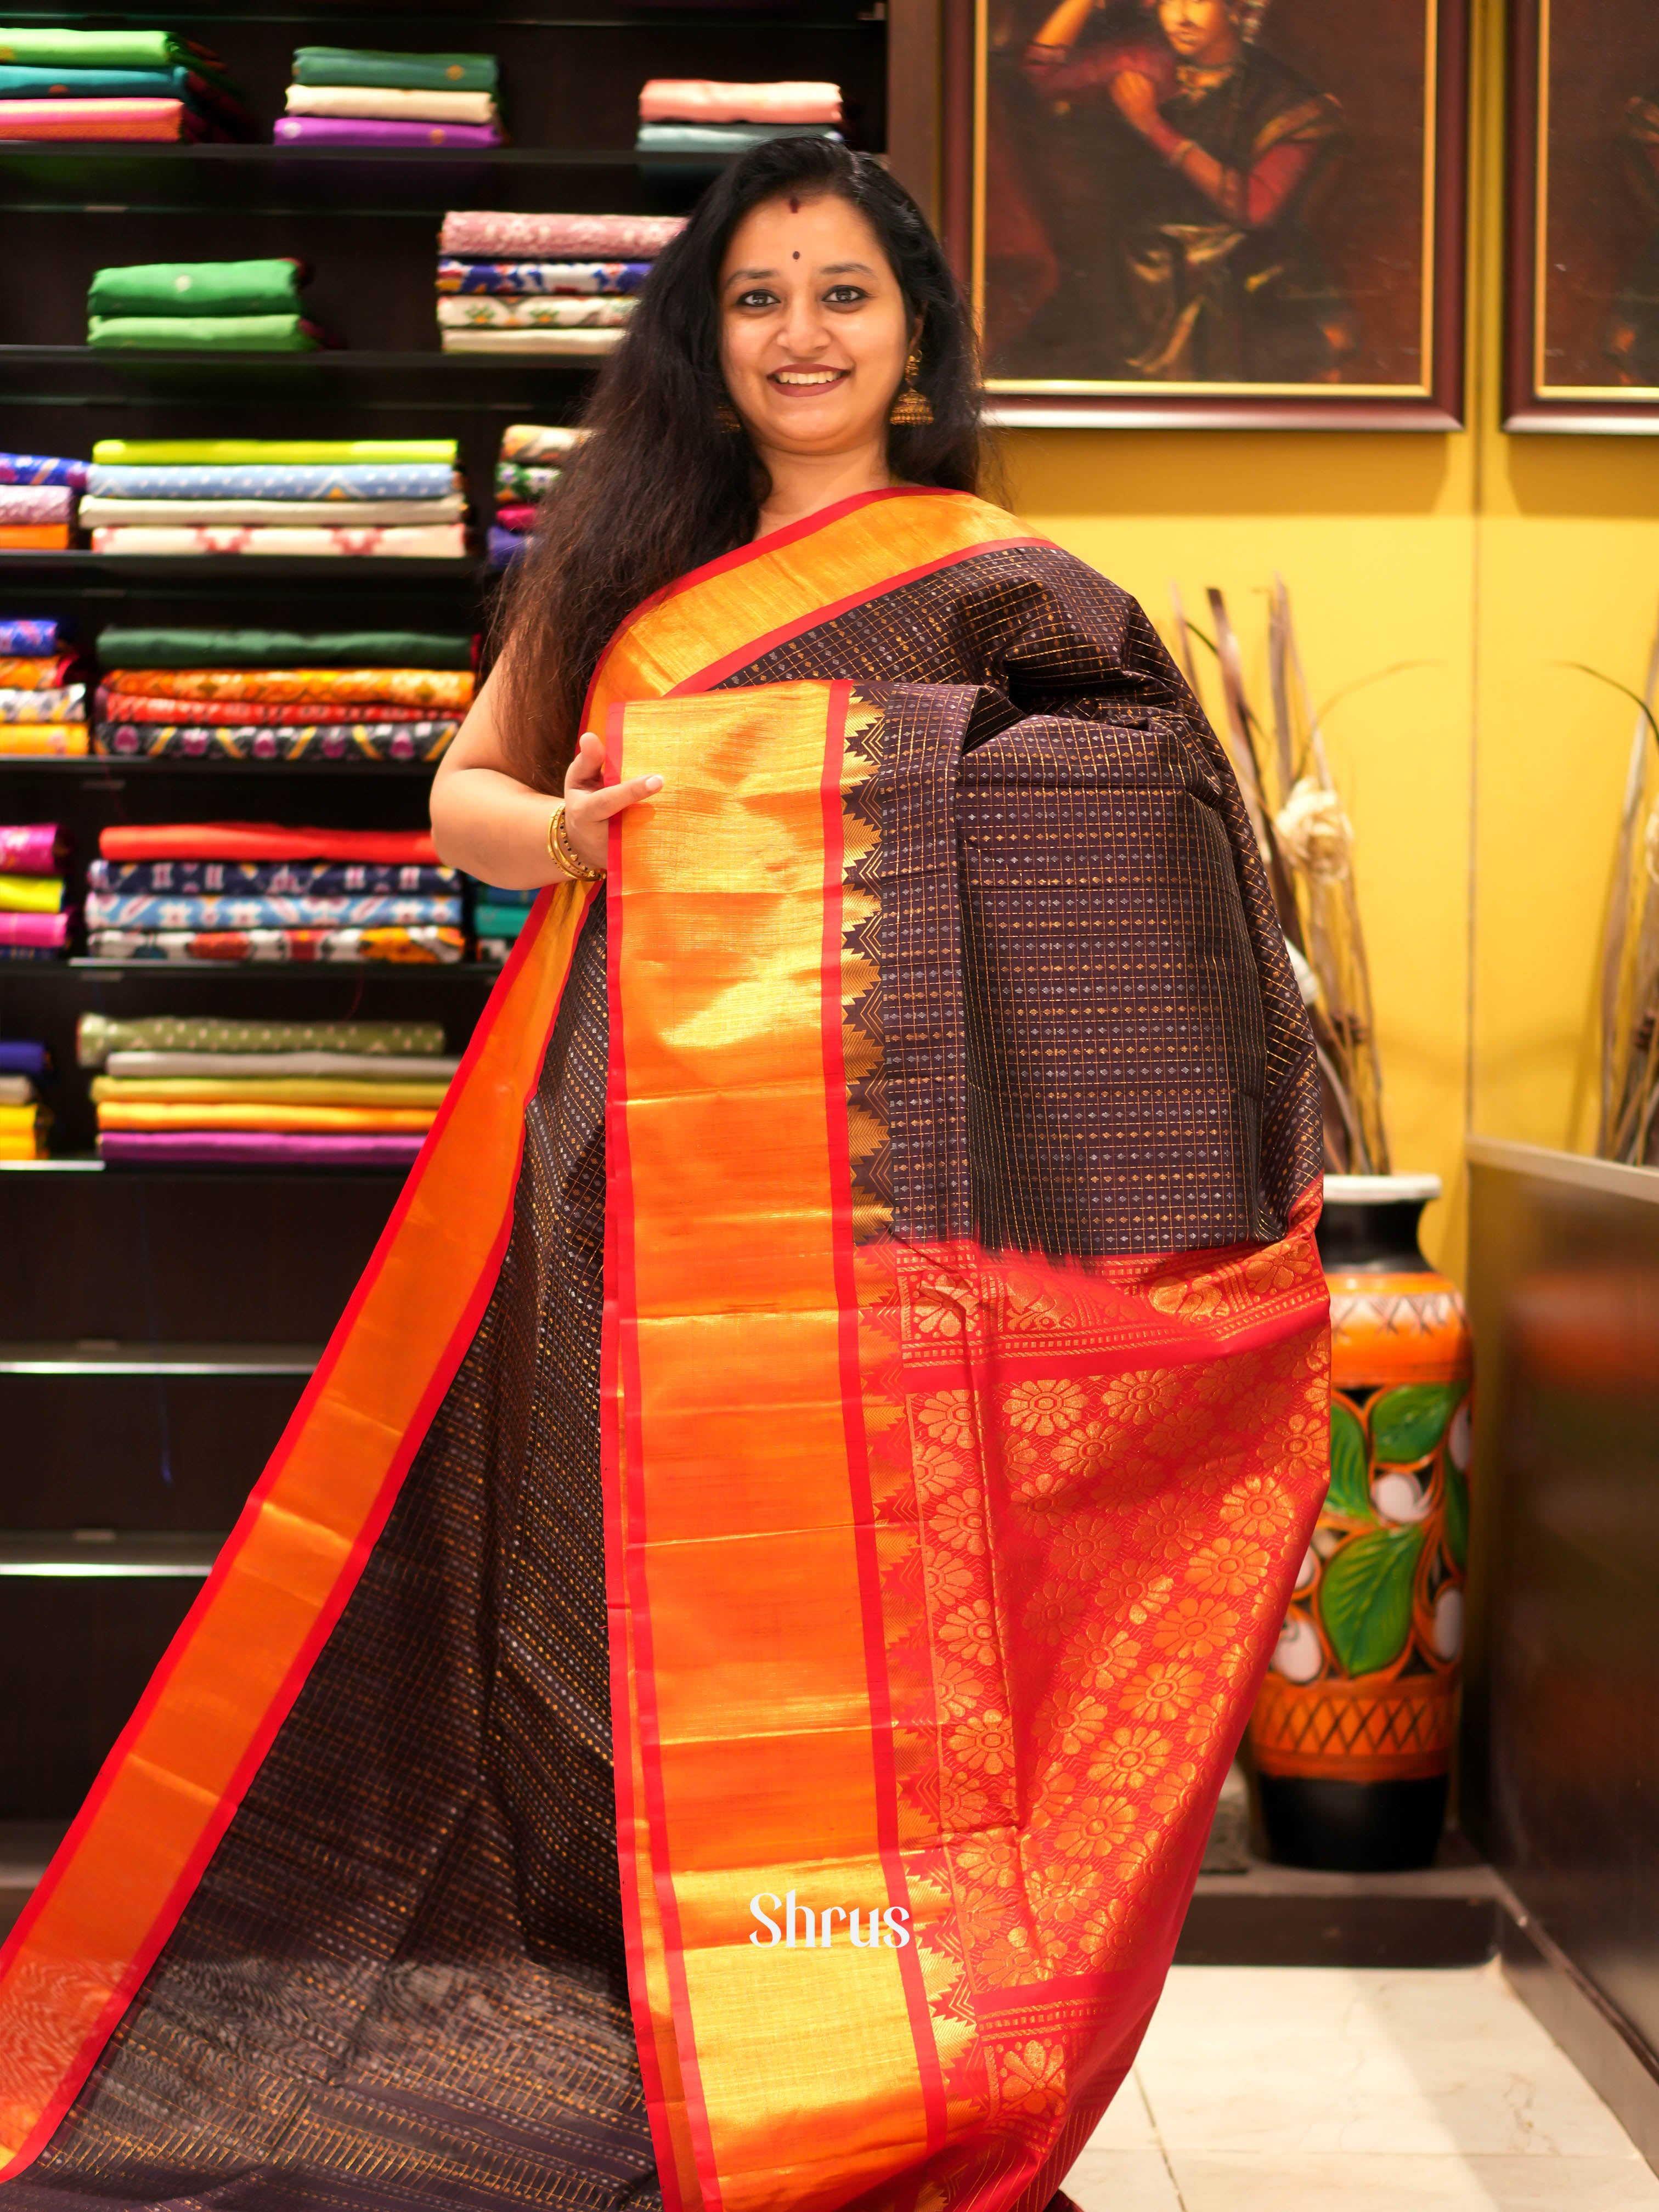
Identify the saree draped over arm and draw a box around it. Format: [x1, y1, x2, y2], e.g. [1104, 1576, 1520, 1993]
[0, 489, 1327, 2212]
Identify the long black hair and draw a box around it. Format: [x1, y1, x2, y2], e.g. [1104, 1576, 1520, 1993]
[494, 135, 991, 786]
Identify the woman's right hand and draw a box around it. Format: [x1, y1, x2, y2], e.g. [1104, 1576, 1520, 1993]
[563, 729, 664, 874]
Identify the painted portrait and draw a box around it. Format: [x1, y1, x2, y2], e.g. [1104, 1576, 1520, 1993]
[1508, 0, 1659, 425]
[963, 0, 1466, 423]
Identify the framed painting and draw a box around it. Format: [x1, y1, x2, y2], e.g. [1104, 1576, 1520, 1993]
[943, 0, 1470, 427]
[1506, 0, 1659, 430]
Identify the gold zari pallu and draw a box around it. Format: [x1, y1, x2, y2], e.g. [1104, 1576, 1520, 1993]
[0, 489, 1328, 2212]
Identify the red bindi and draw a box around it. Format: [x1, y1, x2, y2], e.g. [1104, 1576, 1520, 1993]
[793, 250, 800, 259]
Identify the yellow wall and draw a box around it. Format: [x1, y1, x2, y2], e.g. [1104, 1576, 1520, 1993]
[994, 0, 1659, 1280]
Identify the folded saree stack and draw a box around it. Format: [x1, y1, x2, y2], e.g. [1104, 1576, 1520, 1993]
[0, 453, 86, 550]
[81, 432, 467, 559]
[88, 821, 464, 966]
[277, 47, 503, 148]
[80, 1007, 458, 1167]
[0, 620, 86, 751]
[486, 422, 583, 566]
[436, 210, 681, 354]
[636, 77, 843, 156]
[0, 26, 252, 142]
[86, 257, 332, 359]
[91, 619, 473, 761]
[467, 878, 534, 958]
[0, 1036, 50, 1156]
[0, 819, 70, 964]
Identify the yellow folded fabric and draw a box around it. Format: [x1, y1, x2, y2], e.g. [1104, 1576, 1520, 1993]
[0, 1103, 49, 1135]
[96, 1101, 437, 1132]
[0, 727, 89, 757]
[0, 872, 65, 913]
[92, 1075, 450, 1108]
[0, 1139, 46, 1159]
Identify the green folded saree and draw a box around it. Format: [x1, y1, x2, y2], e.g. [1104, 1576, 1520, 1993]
[95, 628, 475, 671]
[0, 29, 235, 83]
[89, 314, 318, 353]
[291, 46, 498, 91]
[88, 259, 304, 319]
[93, 438, 458, 466]
[78, 1013, 446, 1068]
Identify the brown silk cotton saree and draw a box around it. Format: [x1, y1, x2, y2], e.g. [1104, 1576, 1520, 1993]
[0, 488, 1329, 2212]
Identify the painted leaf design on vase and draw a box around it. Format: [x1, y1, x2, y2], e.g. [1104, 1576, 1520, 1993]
[1368, 1381, 1462, 1464]
[1442, 1462, 1469, 1572]
[1317, 1522, 1427, 1676]
[1325, 1400, 1373, 1520]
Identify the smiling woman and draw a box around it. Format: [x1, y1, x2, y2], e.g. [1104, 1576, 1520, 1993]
[0, 134, 1327, 2212]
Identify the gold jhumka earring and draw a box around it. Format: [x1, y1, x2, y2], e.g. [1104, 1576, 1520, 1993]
[889, 347, 933, 426]
[714, 396, 742, 431]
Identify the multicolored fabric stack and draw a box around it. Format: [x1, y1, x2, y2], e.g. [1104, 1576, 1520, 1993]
[80, 1009, 458, 1169]
[86, 822, 467, 966]
[0, 455, 85, 550]
[436, 210, 681, 355]
[0, 1037, 51, 1159]
[469, 878, 535, 960]
[276, 47, 502, 149]
[0, 622, 86, 753]
[487, 423, 584, 567]
[0, 821, 70, 964]
[81, 435, 467, 560]
[92, 622, 473, 763]
[0, 26, 252, 142]
[87, 258, 329, 356]
[636, 78, 843, 156]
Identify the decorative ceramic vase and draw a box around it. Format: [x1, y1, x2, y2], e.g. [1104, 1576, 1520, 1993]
[1248, 1173, 1472, 1871]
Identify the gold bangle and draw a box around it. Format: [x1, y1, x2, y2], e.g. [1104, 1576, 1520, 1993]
[547, 800, 604, 883]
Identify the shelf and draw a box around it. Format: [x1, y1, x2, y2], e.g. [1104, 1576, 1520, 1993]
[0, 138, 881, 216]
[1, 142, 670, 216]
[0, 345, 605, 409]
[0, 1341, 318, 1375]
[0, 2, 881, 24]
[0, 549, 492, 595]
[0, 1533, 225, 1577]
[0, 1154, 417, 1178]
[0, 754, 447, 775]
[63, 957, 500, 978]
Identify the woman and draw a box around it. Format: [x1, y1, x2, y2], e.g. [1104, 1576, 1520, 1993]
[0, 138, 1327, 2212]
[1022, 0, 1353, 381]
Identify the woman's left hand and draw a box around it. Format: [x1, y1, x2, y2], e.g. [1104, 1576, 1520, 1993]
[563, 729, 663, 874]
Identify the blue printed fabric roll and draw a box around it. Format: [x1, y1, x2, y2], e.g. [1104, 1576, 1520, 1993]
[0, 618, 65, 654]
[473, 883, 536, 907]
[88, 858, 458, 896]
[0, 1040, 49, 1075]
[86, 892, 464, 929]
[0, 453, 87, 490]
[436, 259, 652, 296]
[87, 461, 458, 500]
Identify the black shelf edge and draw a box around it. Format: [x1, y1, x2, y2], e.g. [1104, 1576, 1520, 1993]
[0, 958, 499, 980]
[0, 5, 881, 24]
[0, 752, 447, 776]
[0, 347, 603, 408]
[0, 549, 492, 594]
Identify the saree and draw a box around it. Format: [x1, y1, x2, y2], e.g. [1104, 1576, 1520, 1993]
[0, 488, 1327, 2212]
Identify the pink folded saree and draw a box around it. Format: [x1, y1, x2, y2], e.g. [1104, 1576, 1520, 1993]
[637, 77, 842, 123]
[0, 97, 199, 140]
[437, 210, 684, 258]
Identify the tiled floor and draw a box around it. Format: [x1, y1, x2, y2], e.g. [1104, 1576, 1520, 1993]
[1068, 1962, 1659, 2211]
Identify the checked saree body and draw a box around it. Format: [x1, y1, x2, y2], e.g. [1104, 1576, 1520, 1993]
[0, 489, 1329, 2212]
